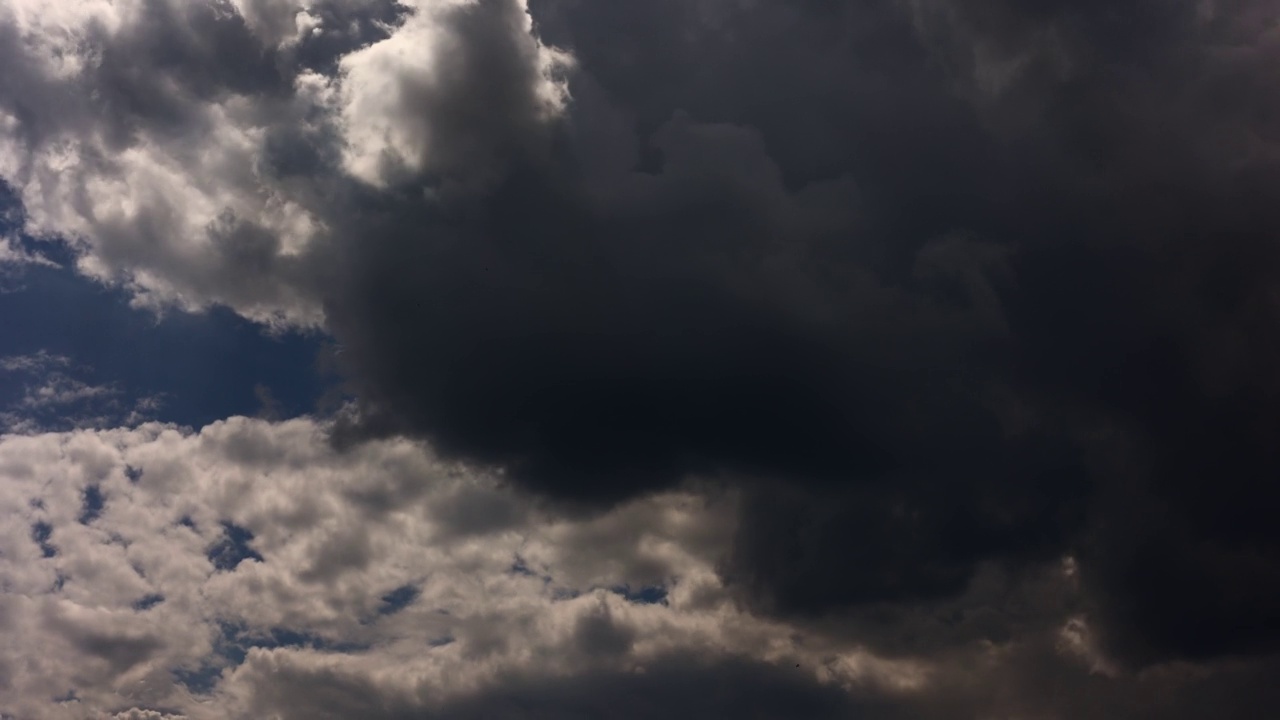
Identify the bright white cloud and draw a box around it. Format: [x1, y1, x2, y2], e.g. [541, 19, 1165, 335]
[336, 0, 572, 188]
[0, 0, 571, 328]
[0, 417, 931, 719]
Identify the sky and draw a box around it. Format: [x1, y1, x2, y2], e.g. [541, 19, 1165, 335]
[0, 0, 1279, 718]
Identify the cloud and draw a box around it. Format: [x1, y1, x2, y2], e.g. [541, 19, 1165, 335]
[0, 231, 58, 292]
[0, 0, 1278, 685]
[0, 0, 569, 326]
[332, 0, 571, 189]
[0, 351, 162, 432]
[0, 349, 69, 373]
[18, 373, 116, 409]
[0, 234, 56, 269]
[0, 418, 922, 718]
[1, 416, 1277, 719]
[325, 0, 1280, 668]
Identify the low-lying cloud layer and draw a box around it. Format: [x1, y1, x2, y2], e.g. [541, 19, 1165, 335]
[1, 417, 1277, 720]
[2, 0, 1280, 716]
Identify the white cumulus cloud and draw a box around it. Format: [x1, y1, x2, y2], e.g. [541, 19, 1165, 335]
[0, 416, 930, 719]
[0, 0, 570, 328]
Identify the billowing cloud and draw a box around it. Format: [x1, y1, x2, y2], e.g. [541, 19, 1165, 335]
[0, 0, 1278, 712]
[0, 418, 916, 718]
[325, 0, 1280, 669]
[0, 0, 569, 326]
[2, 417, 1278, 720]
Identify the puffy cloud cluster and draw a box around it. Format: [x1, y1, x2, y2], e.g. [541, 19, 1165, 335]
[0, 417, 920, 719]
[0, 0, 570, 326]
[4, 417, 1280, 720]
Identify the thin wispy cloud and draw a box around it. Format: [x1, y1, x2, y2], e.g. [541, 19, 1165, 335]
[0, 234, 57, 269]
[0, 352, 162, 433]
[0, 349, 70, 374]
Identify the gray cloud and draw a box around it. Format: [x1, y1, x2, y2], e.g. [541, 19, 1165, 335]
[1, 0, 1280, 713]
[0, 419, 925, 718]
[0, 418, 1276, 720]
[0, 349, 68, 373]
[316, 0, 1280, 670]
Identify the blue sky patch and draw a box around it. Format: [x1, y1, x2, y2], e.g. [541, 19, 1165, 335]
[79, 484, 104, 524]
[207, 522, 264, 571]
[610, 584, 669, 606]
[0, 246, 334, 433]
[173, 665, 223, 696]
[132, 594, 165, 611]
[378, 584, 420, 616]
[31, 521, 56, 558]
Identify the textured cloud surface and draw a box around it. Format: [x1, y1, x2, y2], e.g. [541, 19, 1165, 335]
[0, 418, 916, 718]
[0, 0, 573, 325]
[2, 0, 1280, 716]
[2, 417, 1279, 720]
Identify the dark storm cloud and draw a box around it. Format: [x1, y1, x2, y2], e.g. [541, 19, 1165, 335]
[235, 655, 883, 720]
[4, 0, 1280, 714]
[223, 641, 1280, 720]
[316, 0, 1280, 671]
[8, 420, 1280, 719]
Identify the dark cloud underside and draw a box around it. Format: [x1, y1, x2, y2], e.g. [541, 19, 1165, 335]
[317, 0, 1280, 669]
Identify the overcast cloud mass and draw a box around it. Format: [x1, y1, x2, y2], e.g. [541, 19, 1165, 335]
[2, 0, 1280, 717]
